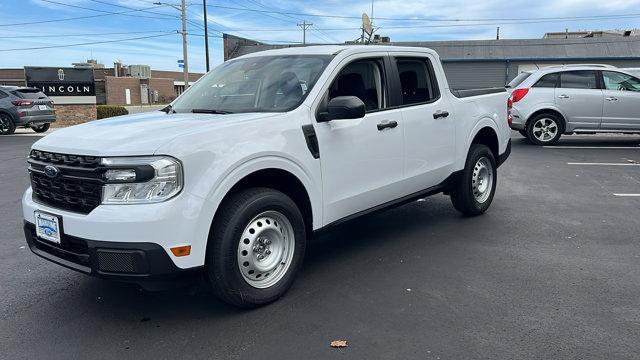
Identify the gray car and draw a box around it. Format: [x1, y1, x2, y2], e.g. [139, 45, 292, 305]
[507, 65, 640, 145]
[0, 86, 55, 135]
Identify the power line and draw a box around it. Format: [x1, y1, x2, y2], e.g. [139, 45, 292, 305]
[0, 32, 177, 52]
[0, 30, 175, 39]
[195, 4, 640, 23]
[39, 0, 178, 20]
[0, 3, 173, 26]
[85, 0, 178, 19]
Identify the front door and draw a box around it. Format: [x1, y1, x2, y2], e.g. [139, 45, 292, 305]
[600, 70, 640, 130]
[313, 55, 405, 225]
[556, 70, 603, 130]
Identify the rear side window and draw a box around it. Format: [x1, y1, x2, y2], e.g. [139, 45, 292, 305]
[560, 71, 598, 89]
[507, 72, 531, 88]
[396, 57, 440, 105]
[11, 89, 47, 99]
[533, 73, 559, 88]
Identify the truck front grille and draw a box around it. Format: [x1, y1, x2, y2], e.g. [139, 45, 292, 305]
[28, 150, 104, 214]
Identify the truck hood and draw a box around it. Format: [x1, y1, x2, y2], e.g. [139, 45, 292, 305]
[32, 111, 280, 156]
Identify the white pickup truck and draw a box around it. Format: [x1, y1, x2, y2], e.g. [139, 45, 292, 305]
[22, 46, 511, 307]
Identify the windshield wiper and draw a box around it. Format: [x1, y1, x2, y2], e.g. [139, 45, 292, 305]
[191, 109, 234, 114]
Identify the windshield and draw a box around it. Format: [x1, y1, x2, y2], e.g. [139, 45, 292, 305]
[506, 72, 532, 88]
[171, 55, 333, 114]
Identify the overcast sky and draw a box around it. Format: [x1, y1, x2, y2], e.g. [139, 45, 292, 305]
[1, 0, 639, 72]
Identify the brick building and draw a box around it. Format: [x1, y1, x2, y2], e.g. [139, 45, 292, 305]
[0, 62, 204, 106]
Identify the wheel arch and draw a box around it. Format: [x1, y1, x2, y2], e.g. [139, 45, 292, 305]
[526, 108, 567, 133]
[202, 156, 321, 244]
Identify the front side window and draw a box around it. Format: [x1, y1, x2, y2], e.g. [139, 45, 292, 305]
[533, 73, 559, 88]
[396, 58, 439, 105]
[328, 59, 385, 112]
[171, 55, 332, 114]
[560, 71, 598, 89]
[602, 71, 640, 92]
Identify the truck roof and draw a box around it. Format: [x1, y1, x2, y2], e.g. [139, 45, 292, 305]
[237, 45, 439, 59]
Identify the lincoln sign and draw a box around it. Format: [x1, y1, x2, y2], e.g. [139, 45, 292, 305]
[25, 67, 95, 96]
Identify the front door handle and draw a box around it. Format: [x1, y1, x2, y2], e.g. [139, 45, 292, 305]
[558, 94, 569, 99]
[433, 110, 450, 119]
[377, 120, 398, 131]
[605, 97, 619, 102]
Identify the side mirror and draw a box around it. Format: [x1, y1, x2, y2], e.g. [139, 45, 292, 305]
[317, 96, 366, 122]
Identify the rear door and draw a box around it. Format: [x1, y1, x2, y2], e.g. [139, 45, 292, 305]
[390, 54, 456, 192]
[556, 71, 603, 130]
[600, 70, 640, 130]
[312, 54, 405, 225]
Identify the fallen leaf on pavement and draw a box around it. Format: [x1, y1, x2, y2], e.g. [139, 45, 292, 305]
[330, 340, 348, 348]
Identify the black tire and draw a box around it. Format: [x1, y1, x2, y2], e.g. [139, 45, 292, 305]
[526, 113, 563, 146]
[518, 129, 528, 138]
[31, 123, 50, 133]
[450, 144, 497, 216]
[205, 187, 306, 308]
[0, 113, 16, 135]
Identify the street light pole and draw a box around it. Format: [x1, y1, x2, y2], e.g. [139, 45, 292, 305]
[203, 0, 210, 72]
[181, 0, 189, 90]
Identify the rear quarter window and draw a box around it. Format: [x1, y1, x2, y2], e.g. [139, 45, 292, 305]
[533, 73, 559, 88]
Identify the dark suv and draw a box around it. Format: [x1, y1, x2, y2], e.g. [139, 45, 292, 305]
[0, 86, 55, 135]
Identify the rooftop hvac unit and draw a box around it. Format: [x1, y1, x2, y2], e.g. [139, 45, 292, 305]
[128, 65, 151, 79]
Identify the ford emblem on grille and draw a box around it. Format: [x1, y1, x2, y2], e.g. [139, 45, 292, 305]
[44, 165, 60, 178]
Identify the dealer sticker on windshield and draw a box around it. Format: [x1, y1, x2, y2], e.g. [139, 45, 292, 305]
[35, 211, 61, 244]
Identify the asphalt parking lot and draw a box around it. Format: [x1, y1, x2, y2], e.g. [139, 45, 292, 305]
[1, 133, 639, 359]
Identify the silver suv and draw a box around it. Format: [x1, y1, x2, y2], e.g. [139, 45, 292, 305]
[507, 65, 640, 145]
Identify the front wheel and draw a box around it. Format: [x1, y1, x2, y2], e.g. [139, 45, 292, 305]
[205, 188, 306, 308]
[31, 123, 50, 133]
[450, 144, 497, 216]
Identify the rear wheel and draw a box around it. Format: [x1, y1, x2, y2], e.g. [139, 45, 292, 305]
[205, 188, 306, 308]
[0, 113, 16, 135]
[526, 113, 562, 145]
[31, 123, 50, 133]
[450, 144, 497, 216]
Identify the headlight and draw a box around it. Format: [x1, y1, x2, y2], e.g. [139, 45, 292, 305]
[100, 156, 183, 204]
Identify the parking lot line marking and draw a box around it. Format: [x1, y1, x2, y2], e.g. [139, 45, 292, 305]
[545, 146, 640, 149]
[613, 194, 640, 197]
[567, 162, 640, 166]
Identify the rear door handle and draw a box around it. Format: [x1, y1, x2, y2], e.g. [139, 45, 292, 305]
[377, 120, 398, 131]
[433, 110, 449, 119]
[605, 97, 619, 102]
[557, 94, 569, 99]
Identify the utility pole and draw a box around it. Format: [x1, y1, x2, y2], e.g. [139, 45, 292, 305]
[297, 21, 312, 45]
[203, 0, 210, 72]
[181, 0, 189, 90]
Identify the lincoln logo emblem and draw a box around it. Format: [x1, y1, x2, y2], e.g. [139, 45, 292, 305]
[57, 69, 65, 81]
[44, 165, 60, 178]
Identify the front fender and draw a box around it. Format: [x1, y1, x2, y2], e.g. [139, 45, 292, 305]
[198, 153, 322, 232]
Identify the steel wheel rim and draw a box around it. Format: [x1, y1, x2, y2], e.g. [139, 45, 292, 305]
[532, 118, 558, 142]
[472, 157, 493, 203]
[237, 210, 295, 289]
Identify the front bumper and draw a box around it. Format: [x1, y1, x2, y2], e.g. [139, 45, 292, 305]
[24, 222, 201, 288]
[22, 187, 212, 271]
